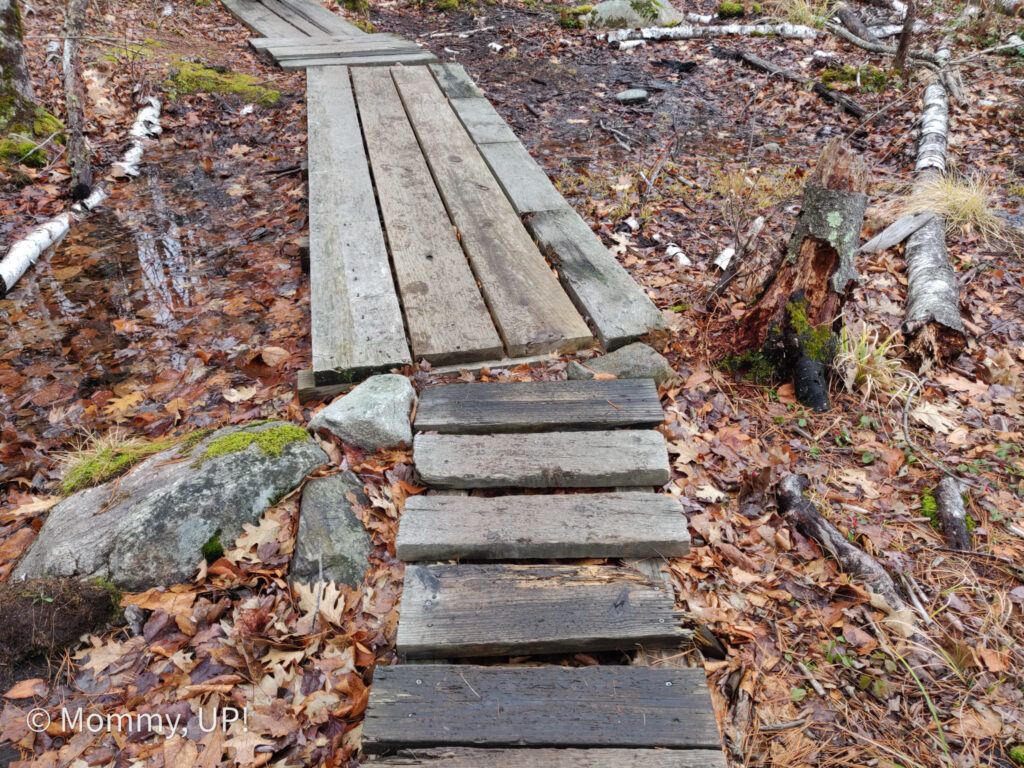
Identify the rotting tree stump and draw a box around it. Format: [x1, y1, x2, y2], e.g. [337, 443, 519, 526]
[735, 138, 869, 411]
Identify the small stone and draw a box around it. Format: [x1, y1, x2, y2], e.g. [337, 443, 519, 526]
[292, 472, 372, 588]
[760, 142, 781, 154]
[567, 342, 677, 385]
[615, 88, 649, 105]
[308, 374, 415, 451]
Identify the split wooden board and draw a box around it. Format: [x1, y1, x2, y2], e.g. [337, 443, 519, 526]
[352, 68, 502, 364]
[221, 0, 361, 38]
[392, 66, 593, 358]
[396, 491, 690, 561]
[306, 66, 410, 385]
[413, 379, 664, 433]
[365, 748, 728, 766]
[363, 665, 722, 750]
[396, 564, 686, 658]
[413, 430, 670, 488]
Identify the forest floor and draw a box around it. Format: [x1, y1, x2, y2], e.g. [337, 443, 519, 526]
[1, 0, 1023, 766]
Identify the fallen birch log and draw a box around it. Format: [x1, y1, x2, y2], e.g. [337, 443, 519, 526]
[0, 98, 161, 298]
[833, 1, 880, 43]
[606, 22, 819, 44]
[996, 0, 1024, 16]
[934, 477, 971, 550]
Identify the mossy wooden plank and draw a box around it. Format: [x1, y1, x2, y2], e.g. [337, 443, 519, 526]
[396, 491, 689, 561]
[396, 564, 687, 658]
[363, 665, 721, 750]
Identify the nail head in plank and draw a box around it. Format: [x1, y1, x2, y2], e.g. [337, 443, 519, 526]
[448, 97, 519, 145]
[396, 491, 689, 561]
[413, 379, 663, 433]
[413, 430, 670, 488]
[365, 748, 728, 767]
[428, 62, 484, 98]
[526, 207, 667, 349]
[306, 66, 410, 385]
[391, 65, 593, 358]
[352, 67, 502, 365]
[396, 564, 687, 658]
[362, 664, 721, 750]
[477, 140, 565, 215]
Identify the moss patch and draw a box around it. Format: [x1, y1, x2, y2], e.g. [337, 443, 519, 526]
[718, 1, 745, 17]
[720, 350, 776, 384]
[352, 18, 377, 32]
[166, 61, 280, 106]
[1009, 744, 1024, 766]
[198, 424, 309, 464]
[0, 137, 44, 167]
[821, 64, 890, 93]
[177, 427, 216, 457]
[201, 530, 223, 562]
[61, 437, 175, 495]
[786, 297, 837, 364]
[921, 491, 976, 533]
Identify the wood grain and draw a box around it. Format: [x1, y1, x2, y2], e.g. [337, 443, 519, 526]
[363, 665, 721, 750]
[273, 0, 364, 36]
[413, 379, 663, 433]
[281, 51, 436, 70]
[306, 66, 410, 385]
[365, 748, 728, 767]
[526, 207, 667, 349]
[429, 62, 483, 98]
[448, 97, 519, 144]
[477, 140, 565, 215]
[220, 0, 301, 37]
[396, 564, 687, 658]
[396, 491, 690, 561]
[352, 67, 502, 365]
[391, 66, 593, 358]
[413, 430, 670, 488]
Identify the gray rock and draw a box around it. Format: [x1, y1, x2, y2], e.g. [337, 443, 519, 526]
[291, 472, 372, 588]
[567, 342, 678, 385]
[584, 0, 684, 28]
[13, 422, 326, 590]
[615, 88, 650, 105]
[308, 374, 415, 451]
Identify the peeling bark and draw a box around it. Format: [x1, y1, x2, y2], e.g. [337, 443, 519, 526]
[606, 22, 819, 44]
[935, 477, 971, 551]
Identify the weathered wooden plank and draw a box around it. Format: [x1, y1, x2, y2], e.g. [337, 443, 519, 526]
[477, 140, 565, 215]
[366, 748, 728, 767]
[363, 665, 721, 750]
[261, 0, 324, 36]
[414, 379, 663, 433]
[352, 67, 502, 365]
[220, 0, 301, 37]
[428, 62, 483, 98]
[526, 207, 667, 349]
[448, 97, 519, 145]
[271, 41, 423, 60]
[413, 430, 669, 488]
[274, 0, 364, 36]
[396, 564, 687, 658]
[281, 51, 436, 70]
[256, 33, 413, 53]
[392, 66, 593, 358]
[396, 491, 689, 561]
[306, 66, 410, 385]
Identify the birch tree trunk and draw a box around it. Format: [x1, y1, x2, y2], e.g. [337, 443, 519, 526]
[1, 0, 36, 132]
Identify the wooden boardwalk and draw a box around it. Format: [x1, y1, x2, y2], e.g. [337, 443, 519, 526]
[361, 379, 725, 765]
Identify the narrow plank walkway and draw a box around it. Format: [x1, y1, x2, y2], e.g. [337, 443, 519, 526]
[362, 379, 725, 764]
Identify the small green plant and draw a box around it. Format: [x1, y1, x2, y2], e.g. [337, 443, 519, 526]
[834, 325, 917, 405]
[1008, 744, 1024, 766]
[718, 1, 745, 17]
[559, 4, 592, 26]
[751, 1, 762, 11]
[790, 686, 808, 702]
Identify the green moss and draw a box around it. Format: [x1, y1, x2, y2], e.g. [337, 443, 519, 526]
[199, 423, 309, 464]
[61, 438, 175, 495]
[821, 64, 889, 93]
[921, 491, 977, 533]
[718, 1, 745, 17]
[201, 530, 223, 562]
[0, 137, 44, 167]
[1009, 745, 1024, 765]
[31, 110, 63, 140]
[720, 350, 776, 384]
[177, 427, 215, 457]
[751, 2, 762, 11]
[166, 61, 280, 107]
[340, 0, 369, 11]
[436, 0, 459, 10]
[87, 578, 124, 622]
[352, 18, 377, 31]
[194, 0, 212, 6]
[786, 297, 837, 364]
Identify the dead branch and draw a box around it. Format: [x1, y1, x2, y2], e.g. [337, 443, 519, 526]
[833, 1, 880, 44]
[934, 477, 970, 551]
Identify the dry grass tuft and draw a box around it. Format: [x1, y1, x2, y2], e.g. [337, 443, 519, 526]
[901, 173, 1015, 248]
[834, 325, 919, 405]
[768, 0, 834, 27]
[57, 429, 174, 495]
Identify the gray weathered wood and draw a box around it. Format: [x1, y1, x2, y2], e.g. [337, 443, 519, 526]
[477, 140, 565, 215]
[258, 33, 415, 54]
[363, 665, 721, 750]
[526, 207, 667, 349]
[352, 67, 502, 365]
[366, 748, 728, 766]
[396, 491, 689, 561]
[274, 0, 364, 36]
[414, 430, 670, 488]
[396, 564, 687, 658]
[858, 211, 935, 254]
[306, 66, 410, 385]
[261, 0, 324, 36]
[392, 66, 593, 358]
[429, 62, 483, 98]
[413, 379, 663, 433]
[281, 51, 436, 70]
[220, 0, 301, 37]
[448, 97, 519, 144]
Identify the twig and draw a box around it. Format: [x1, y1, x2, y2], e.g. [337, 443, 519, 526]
[796, 661, 826, 697]
[759, 718, 807, 732]
[899, 572, 934, 626]
[16, 130, 64, 163]
[597, 119, 638, 150]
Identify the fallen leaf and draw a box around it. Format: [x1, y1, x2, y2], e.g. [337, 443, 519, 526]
[3, 679, 47, 699]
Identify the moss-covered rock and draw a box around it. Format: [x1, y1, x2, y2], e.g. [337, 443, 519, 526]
[166, 61, 280, 106]
[199, 423, 310, 464]
[718, 1, 745, 17]
[0, 136, 44, 167]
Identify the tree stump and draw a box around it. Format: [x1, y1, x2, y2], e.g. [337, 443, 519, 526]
[736, 138, 870, 411]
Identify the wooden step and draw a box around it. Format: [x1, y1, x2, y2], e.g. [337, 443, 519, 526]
[365, 748, 728, 766]
[396, 564, 686, 658]
[413, 379, 664, 434]
[280, 51, 436, 71]
[396, 492, 689, 561]
[362, 665, 721, 751]
[413, 430, 670, 488]
[306, 67, 411, 385]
